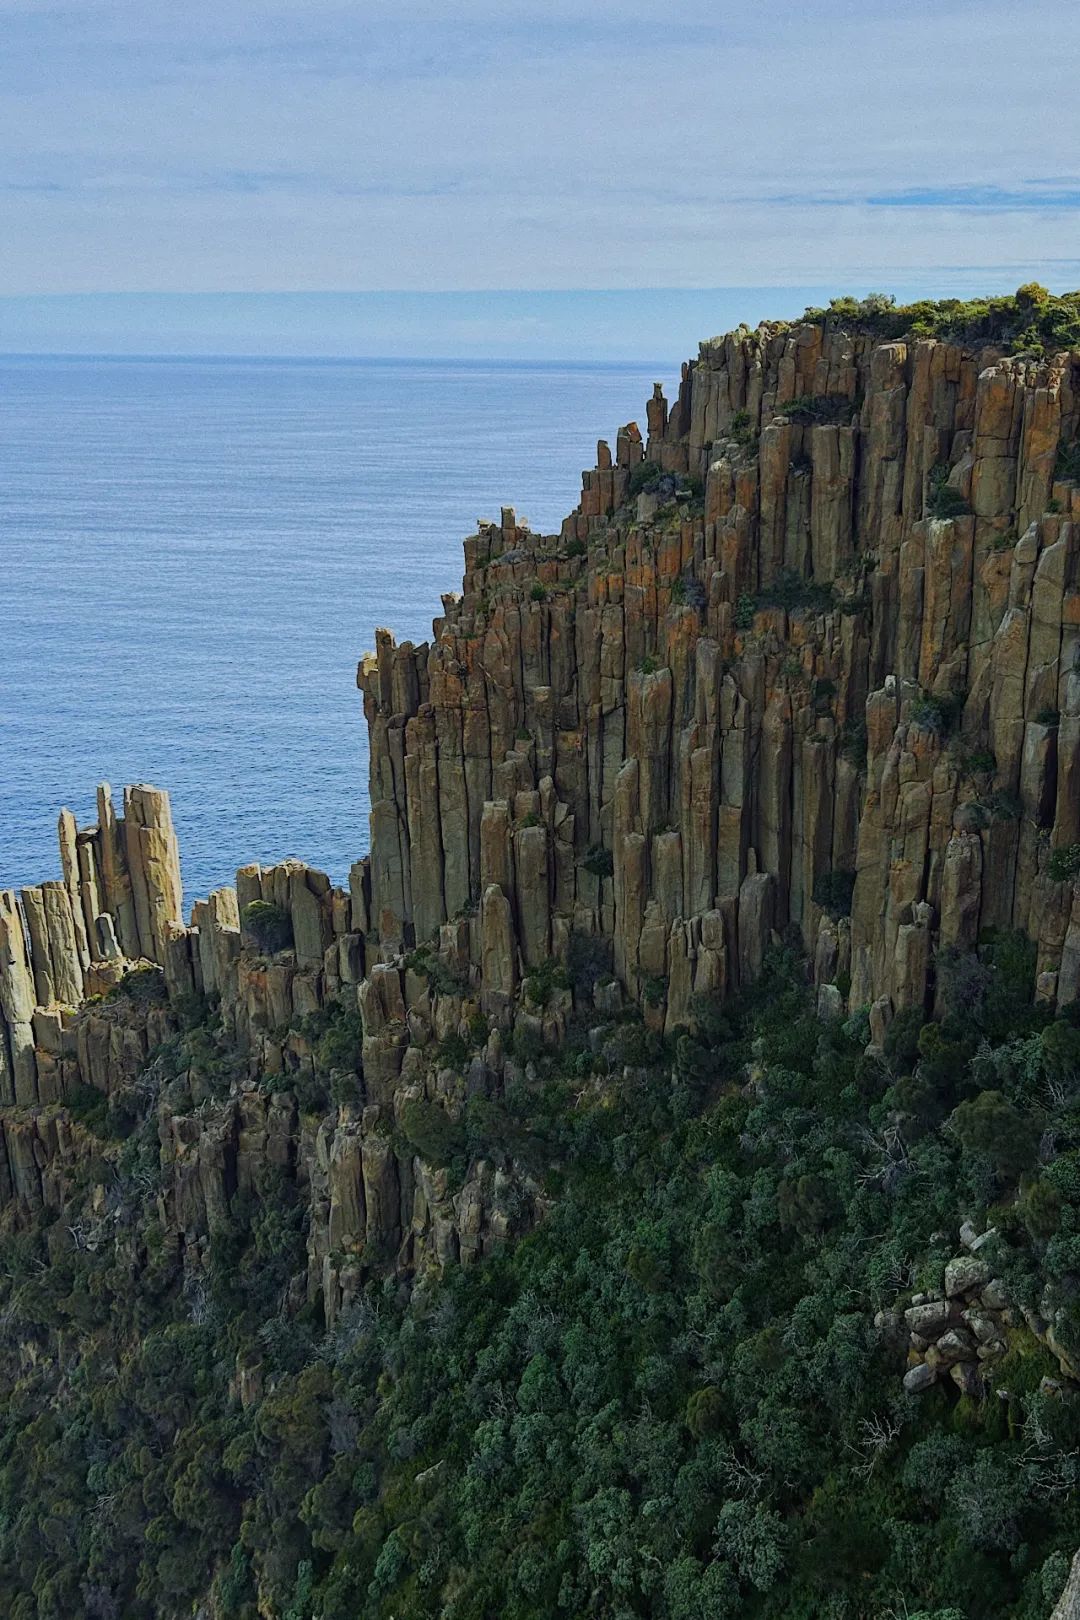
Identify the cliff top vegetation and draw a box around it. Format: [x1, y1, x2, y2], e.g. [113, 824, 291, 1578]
[799, 284, 1080, 357]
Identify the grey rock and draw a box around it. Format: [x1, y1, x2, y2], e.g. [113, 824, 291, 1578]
[593, 978, 622, 1015]
[904, 1300, 954, 1339]
[932, 1327, 977, 1365]
[903, 1362, 938, 1394]
[969, 1226, 999, 1254]
[981, 1278, 1009, 1310]
[949, 1361, 982, 1396]
[817, 983, 843, 1020]
[962, 1310, 1004, 1345]
[944, 1255, 991, 1298]
[873, 1309, 907, 1352]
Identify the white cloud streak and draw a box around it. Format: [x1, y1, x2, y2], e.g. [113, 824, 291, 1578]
[0, 0, 1076, 293]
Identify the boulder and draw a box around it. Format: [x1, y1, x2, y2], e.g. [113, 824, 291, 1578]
[944, 1255, 991, 1298]
[902, 1362, 938, 1394]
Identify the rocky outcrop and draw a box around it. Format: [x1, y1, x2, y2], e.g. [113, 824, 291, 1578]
[5, 311, 1080, 1293]
[880, 1218, 1080, 1410]
[1, 785, 183, 1105]
[358, 324, 1080, 1032]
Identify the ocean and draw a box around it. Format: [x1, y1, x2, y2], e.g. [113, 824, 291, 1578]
[1, 355, 667, 903]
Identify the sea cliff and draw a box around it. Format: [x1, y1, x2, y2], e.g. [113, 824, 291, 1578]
[5, 292, 1080, 1618]
[5, 301, 1080, 1258]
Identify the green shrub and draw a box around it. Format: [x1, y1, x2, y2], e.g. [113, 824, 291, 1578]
[713, 1498, 789, 1592]
[107, 964, 167, 1004]
[1045, 1149, 1080, 1201]
[1016, 282, 1051, 309]
[582, 844, 614, 879]
[778, 393, 853, 425]
[64, 1082, 114, 1137]
[404, 944, 469, 997]
[734, 593, 757, 629]
[910, 688, 965, 735]
[685, 1386, 724, 1437]
[812, 868, 856, 919]
[1049, 844, 1080, 882]
[839, 718, 868, 767]
[777, 1171, 837, 1237]
[1041, 1018, 1080, 1082]
[436, 1031, 470, 1070]
[984, 788, 1022, 821]
[241, 900, 293, 954]
[311, 1000, 363, 1074]
[674, 572, 707, 615]
[565, 933, 615, 1000]
[761, 570, 836, 615]
[523, 958, 570, 1008]
[529, 581, 547, 602]
[960, 746, 996, 775]
[734, 572, 835, 629]
[329, 1071, 362, 1108]
[950, 1089, 1038, 1182]
[627, 459, 662, 498]
[883, 1005, 924, 1069]
[1055, 440, 1080, 482]
[1020, 1177, 1062, 1240]
[399, 1098, 465, 1166]
[926, 461, 972, 519]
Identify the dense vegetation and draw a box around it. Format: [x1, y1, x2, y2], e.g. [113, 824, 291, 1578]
[801, 284, 1080, 357]
[3, 937, 1080, 1618]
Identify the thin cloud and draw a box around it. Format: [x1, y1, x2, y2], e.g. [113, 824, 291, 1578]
[863, 185, 1080, 210]
[1, 0, 1078, 296]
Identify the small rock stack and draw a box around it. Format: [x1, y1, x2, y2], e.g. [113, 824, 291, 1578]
[880, 1222, 1077, 1398]
[0, 785, 182, 1104]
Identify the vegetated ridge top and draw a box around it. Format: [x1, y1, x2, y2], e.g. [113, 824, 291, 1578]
[714, 283, 1080, 359]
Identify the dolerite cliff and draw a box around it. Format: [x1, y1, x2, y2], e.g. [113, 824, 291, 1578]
[3, 308, 1080, 1309]
[360, 325, 1079, 1027]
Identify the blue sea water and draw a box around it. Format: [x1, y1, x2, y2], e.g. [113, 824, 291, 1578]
[1, 356, 667, 903]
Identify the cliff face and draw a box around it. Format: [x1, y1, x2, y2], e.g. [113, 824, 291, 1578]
[3, 313, 1080, 1288]
[361, 319, 1080, 1026]
[8, 306, 1080, 1620]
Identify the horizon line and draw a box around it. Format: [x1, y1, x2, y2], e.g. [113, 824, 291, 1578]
[1, 275, 1079, 297]
[0, 350, 674, 366]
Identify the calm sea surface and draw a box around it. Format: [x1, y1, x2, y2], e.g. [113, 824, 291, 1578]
[1, 356, 666, 902]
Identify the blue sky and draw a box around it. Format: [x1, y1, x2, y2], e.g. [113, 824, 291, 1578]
[1, 0, 1077, 355]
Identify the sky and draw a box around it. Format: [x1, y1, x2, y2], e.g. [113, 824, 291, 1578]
[1, 0, 1078, 356]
